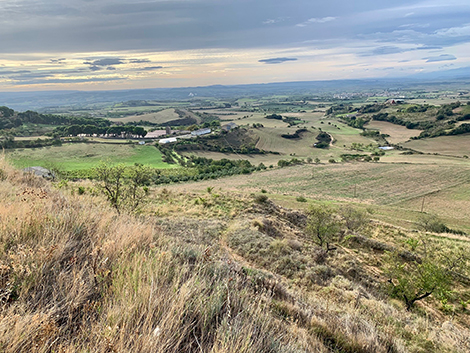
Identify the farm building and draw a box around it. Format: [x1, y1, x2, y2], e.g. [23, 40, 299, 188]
[222, 122, 237, 131]
[159, 137, 177, 144]
[145, 130, 168, 139]
[191, 128, 211, 136]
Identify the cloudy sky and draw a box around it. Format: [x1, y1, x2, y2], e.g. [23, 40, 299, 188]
[0, 0, 469, 91]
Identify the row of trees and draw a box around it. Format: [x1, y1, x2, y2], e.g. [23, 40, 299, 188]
[52, 124, 147, 138]
[0, 106, 111, 130]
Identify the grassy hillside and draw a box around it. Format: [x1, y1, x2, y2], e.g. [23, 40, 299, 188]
[401, 134, 470, 157]
[161, 161, 470, 231]
[1, 157, 470, 352]
[365, 121, 421, 144]
[110, 108, 201, 125]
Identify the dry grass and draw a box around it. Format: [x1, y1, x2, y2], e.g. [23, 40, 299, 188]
[402, 134, 470, 157]
[1, 155, 470, 353]
[366, 121, 421, 144]
[109, 108, 197, 125]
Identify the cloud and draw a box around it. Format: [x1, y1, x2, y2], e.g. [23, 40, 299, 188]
[296, 16, 336, 27]
[258, 57, 298, 64]
[11, 77, 126, 85]
[359, 44, 446, 57]
[88, 65, 102, 71]
[129, 59, 151, 63]
[50, 58, 66, 64]
[435, 24, 470, 37]
[359, 46, 406, 56]
[83, 58, 124, 66]
[0, 70, 31, 75]
[425, 54, 457, 62]
[262, 17, 286, 25]
[139, 66, 164, 71]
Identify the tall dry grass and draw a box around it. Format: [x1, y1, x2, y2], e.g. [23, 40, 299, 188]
[1, 155, 469, 353]
[0, 158, 325, 352]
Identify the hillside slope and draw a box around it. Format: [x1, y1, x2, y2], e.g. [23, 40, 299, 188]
[0, 158, 469, 352]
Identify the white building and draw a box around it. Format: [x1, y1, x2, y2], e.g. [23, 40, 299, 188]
[158, 137, 177, 144]
[191, 128, 211, 136]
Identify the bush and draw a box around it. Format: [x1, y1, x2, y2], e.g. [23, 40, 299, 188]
[418, 214, 449, 233]
[339, 206, 368, 232]
[254, 194, 269, 204]
[296, 196, 307, 203]
[77, 186, 85, 195]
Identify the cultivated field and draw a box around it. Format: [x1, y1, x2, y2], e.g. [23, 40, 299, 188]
[109, 108, 200, 125]
[160, 162, 470, 231]
[7, 143, 176, 170]
[401, 134, 470, 157]
[365, 121, 421, 144]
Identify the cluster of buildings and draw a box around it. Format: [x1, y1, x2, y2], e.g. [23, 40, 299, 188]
[145, 122, 237, 145]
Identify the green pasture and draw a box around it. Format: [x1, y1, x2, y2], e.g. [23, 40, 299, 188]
[7, 143, 177, 171]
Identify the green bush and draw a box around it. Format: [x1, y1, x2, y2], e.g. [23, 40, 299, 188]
[254, 194, 269, 204]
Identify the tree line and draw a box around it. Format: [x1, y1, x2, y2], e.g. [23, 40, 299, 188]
[51, 124, 147, 138]
[0, 106, 111, 130]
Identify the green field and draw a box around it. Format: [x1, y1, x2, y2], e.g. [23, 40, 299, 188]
[7, 143, 177, 170]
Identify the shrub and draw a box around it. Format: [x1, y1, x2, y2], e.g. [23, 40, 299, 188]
[340, 206, 368, 232]
[306, 204, 341, 251]
[254, 194, 269, 204]
[296, 196, 307, 203]
[417, 214, 449, 233]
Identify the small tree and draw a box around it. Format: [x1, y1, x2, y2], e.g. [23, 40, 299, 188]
[94, 162, 152, 214]
[125, 163, 153, 211]
[384, 240, 466, 311]
[94, 162, 126, 213]
[306, 205, 341, 251]
[314, 157, 321, 164]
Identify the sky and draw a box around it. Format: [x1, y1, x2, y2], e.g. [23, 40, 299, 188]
[0, 0, 469, 91]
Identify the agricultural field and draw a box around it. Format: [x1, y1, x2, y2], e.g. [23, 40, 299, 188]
[365, 121, 421, 144]
[7, 142, 175, 171]
[160, 161, 470, 231]
[401, 134, 470, 157]
[110, 108, 179, 124]
[109, 108, 200, 125]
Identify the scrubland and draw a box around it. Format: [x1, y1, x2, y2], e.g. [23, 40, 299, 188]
[1, 155, 470, 352]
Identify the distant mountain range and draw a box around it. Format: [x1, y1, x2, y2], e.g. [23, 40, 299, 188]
[0, 67, 469, 111]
